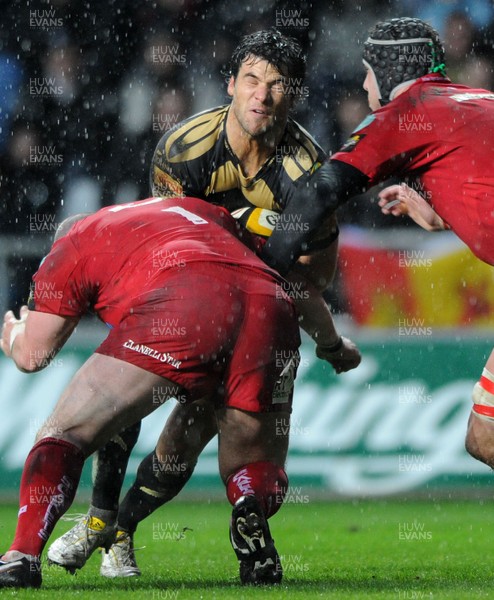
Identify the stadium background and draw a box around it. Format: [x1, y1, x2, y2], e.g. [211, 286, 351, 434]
[2, 0, 494, 502]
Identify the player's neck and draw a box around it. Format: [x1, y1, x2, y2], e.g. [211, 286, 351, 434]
[226, 113, 281, 177]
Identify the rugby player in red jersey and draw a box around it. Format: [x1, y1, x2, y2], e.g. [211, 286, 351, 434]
[0, 196, 304, 588]
[260, 17, 494, 480]
[46, 28, 361, 582]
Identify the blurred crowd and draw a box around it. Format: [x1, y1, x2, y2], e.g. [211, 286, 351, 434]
[2, 0, 494, 309]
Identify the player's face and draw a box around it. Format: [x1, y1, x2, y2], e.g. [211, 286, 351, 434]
[227, 57, 292, 140]
[363, 66, 381, 111]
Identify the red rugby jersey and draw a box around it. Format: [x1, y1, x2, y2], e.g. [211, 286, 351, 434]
[333, 74, 494, 265]
[30, 196, 285, 326]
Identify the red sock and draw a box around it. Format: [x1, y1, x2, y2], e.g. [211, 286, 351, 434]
[9, 437, 85, 556]
[226, 461, 288, 519]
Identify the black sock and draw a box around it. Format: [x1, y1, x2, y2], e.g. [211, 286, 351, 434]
[91, 421, 142, 511]
[117, 450, 193, 533]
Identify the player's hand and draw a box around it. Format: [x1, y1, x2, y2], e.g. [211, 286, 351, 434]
[378, 184, 411, 216]
[1, 306, 28, 358]
[315, 336, 361, 374]
[378, 183, 445, 231]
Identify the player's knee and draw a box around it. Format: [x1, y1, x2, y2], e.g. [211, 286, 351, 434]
[465, 413, 494, 467]
[226, 461, 288, 519]
[34, 430, 89, 457]
[157, 400, 216, 461]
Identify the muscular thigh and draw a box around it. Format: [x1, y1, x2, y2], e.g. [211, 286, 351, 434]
[37, 353, 176, 456]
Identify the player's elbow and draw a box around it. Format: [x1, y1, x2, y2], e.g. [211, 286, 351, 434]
[15, 360, 41, 374]
[15, 361, 37, 374]
[13, 350, 47, 373]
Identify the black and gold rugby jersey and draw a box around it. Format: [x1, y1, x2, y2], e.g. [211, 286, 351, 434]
[150, 105, 337, 250]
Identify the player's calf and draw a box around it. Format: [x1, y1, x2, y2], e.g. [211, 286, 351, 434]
[117, 450, 194, 535]
[226, 461, 288, 519]
[0, 438, 84, 588]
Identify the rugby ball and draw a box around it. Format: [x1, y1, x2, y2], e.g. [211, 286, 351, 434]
[231, 206, 280, 237]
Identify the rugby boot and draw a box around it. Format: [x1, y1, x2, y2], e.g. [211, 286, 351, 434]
[100, 530, 141, 578]
[229, 495, 282, 585]
[47, 514, 115, 573]
[0, 551, 42, 588]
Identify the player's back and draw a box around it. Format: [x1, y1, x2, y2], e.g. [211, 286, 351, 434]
[411, 79, 494, 264]
[59, 196, 284, 324]
[70, 196, 269, 268]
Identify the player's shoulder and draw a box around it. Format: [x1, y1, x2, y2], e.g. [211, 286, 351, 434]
[170, 105, 228, 136]
[280, 118, 326, 176]
[285, 118, 326, 156]
[156, 105, 228, 163]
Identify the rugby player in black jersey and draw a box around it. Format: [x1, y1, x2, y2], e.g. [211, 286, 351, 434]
[47, 29, 360, 585]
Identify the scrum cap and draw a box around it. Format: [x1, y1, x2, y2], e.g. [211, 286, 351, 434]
[363, 17, 446, 105]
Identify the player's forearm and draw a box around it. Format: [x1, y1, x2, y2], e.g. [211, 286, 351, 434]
[415, 213, 446, 231]
[9, 329, 63, 373]
[2, 325, 42, 373]
[1, 307, 31, 372]
[1, 307, 78, 373]
[284, 273, 339, 346]
[379, 184, 447, 231]
[402, 200, 446, 231]
[9, 333, 41, 373]
[262, 161, 367, 275]
[293, 235, 339, 293]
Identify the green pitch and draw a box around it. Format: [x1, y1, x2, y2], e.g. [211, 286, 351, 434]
[1, 499, 493, 599]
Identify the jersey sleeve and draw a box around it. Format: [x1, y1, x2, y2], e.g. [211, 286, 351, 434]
[150, 130, 188, 198]
[282, 164, 340, 252]
[278, 122, 338, 251]
[28, 236, 91, 317]
[331, 104, 414, 186]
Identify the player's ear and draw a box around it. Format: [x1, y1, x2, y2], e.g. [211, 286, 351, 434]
[227, 76, 235, 97]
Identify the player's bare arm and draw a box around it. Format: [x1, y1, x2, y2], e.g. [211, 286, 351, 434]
[378, 183, 446, 231]
[285, 271, 361, 374]
[1, 306, 78, 373]
[280, 213, 360, 373]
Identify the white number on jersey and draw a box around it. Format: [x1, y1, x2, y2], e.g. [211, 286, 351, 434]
[160, 206, 208, 225]
[108, 198, 165, 212]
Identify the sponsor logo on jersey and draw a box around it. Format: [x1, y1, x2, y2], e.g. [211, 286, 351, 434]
[123, 339, 182, 369]
[153, 166, 183, 197]
[339, 134, 366, 153]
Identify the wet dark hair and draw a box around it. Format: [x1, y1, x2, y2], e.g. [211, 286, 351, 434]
[363, 17, 446, 105]
[224, 28, 306, 84]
